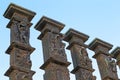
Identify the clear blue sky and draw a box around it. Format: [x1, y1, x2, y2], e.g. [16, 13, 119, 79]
[0, 0, 120, 80]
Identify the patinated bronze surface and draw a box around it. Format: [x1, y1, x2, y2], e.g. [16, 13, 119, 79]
[89, 38, 118, 80]
[4, 3, 120, 80]
[35, 16, 70, 80]
[111, 47, 120, 69]
[4, 3, 36, 80]
[64, 29, 96, 80]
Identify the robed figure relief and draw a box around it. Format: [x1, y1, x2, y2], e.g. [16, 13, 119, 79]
[50, 33, 67, 58]
[15, 48, 32, 69]
[75, 46, 96, 80]
[105, 56, 117, 73]
[76, 46, 92, 69]
[11, 19, 30, 45]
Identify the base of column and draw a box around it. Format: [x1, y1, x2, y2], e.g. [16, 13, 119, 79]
[40, 56, 70, 69]
[41, 61, 70, 80]
[71, 65, 94, 74]
[103, 76, 117, 80]
[5, 65, 35, 76]
[6, 42, 35, 54]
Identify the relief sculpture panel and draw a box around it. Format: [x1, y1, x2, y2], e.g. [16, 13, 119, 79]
[11, 18, 30, 45]
[50, 33, 67, 58]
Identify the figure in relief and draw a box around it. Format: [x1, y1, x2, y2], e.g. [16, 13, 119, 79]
[59, 42, 66, 57]
[78, 46, 92, 69]
[105, 56, 117, 72]
[50, 33, 66, 57]
[82, 47, 92, 69]
[15, 49, 31, 69]
[58, 34, 67, 57]
[12, 20, 20, 42]
[50, 34, 58, 54]
[18, 21, 29, 44]
[12, 17, 30, 45]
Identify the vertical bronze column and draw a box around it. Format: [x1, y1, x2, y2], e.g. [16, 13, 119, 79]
[89, 38, 118, 80]
[34, 16, 70, 80]
[111, 47, 120, 69]
[64, 29, 96, 80]
[4, 3, 36, 80]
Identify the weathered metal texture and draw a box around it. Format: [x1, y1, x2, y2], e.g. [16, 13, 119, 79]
[89, 38, 118, 80]
[111, 47, 120, 69]
[4, 3, 36, 80]
[64, 28, 96, 80]
[35, 16, 70, 80]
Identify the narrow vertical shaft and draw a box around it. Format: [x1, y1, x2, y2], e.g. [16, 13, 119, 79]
[4, 3, 36, 80]
[64, 29, 96, 80]
[111, 47, 120, 69]
[89, 38, 118, 80]
[34, 16, 70, 80]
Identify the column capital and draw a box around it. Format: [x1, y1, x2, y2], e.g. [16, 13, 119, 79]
[34, 16, 65, 39]
[111, 47, 120, 66]
[64, 28, 89, 49]
[35, 16, 70, 80]
[6, 42, 35, 55]
[111, 47, 120, 59]
[4, 3, 36, 80]
[5, 66, 35, 77]
[89, 38, 113, 58]
[89, 39, 118, 80]
[3, 3, 36, 21]
[40, 57, 71, 70]
[89, 38, 113, 51]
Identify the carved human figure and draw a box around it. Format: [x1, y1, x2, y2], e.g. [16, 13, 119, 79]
[58, 34, 67, 57]
[17, 21, 29, 44]
[59, 42, 66, 57]
[50, 33, 66, 57]
[50, 34, 58, 54]
[18, 21, 29, 45]
[20, 53, 32, 69]
[79, 47, 93, 69]
[11, 18, 30, 45]
[75, 46, 83, 61]
[26, 54, 32, 69]
[11, 20, 20, 42]
[15, 49, 31, 69]
[105, 56, 117, 72]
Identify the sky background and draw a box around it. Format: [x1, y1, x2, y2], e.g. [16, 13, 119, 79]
[0, 0, 120, 80]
